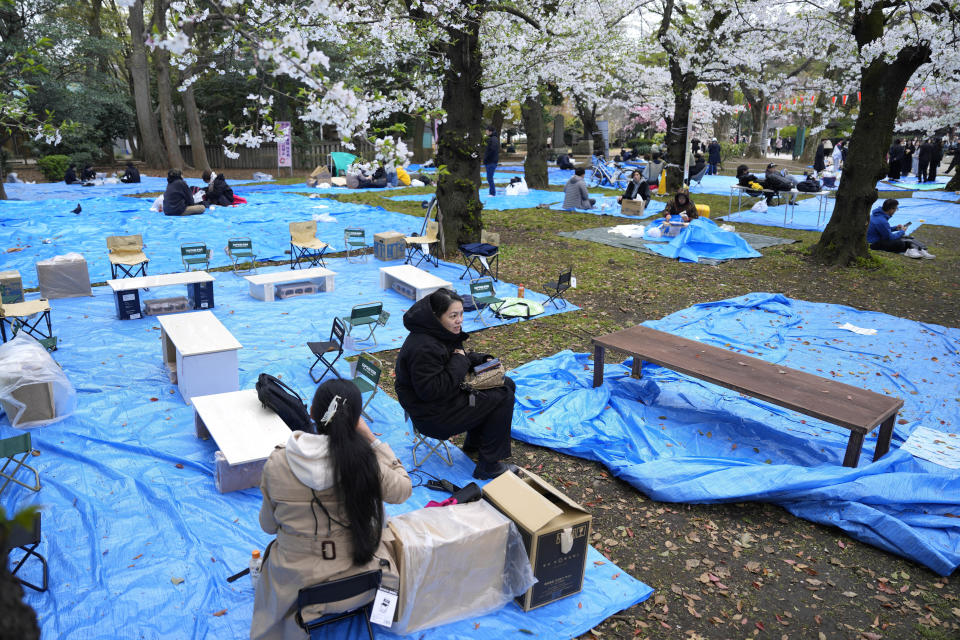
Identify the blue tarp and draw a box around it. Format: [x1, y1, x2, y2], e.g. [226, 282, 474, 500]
[721, 193, 960, 232]
[1, 262, 650, 638]
[878, 176, 951, 191]
[549, 196, 666, 219]
[643, 218, 762, 262]
[391, 190, 666, 217]
[507, 293, 960, 575]
[0, 193, 431, 287]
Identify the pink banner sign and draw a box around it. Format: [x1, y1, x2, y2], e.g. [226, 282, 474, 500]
[277, 122, 292, 168]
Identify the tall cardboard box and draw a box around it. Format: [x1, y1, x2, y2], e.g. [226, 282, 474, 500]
[482, 469, 592, 611]
[374, 231, 405, 261]
[620, 198, 647, 216]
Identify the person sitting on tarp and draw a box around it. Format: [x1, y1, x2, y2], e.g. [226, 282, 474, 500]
[556, 152, 575, 170]
[64, 163, 78, 184]
[736, 164, 768, 202]
[358, 166, 388, 189]
[687, 154, 706, 182]
[644, 153, 665, 186]
[204, 172, 234, 206]
[662, 190, 698, 223]
[395, 288, 519, 481]
[867, 198, 934, 259]
[162, 169, 206, 216]
[562, 167, 595, 210]
[120, 161, 141, 183]
[617, 170, 651, 205]
[80, 164, 97, 182]
[251, 379, 411, 640]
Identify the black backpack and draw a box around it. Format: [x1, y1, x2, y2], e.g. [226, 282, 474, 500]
[796, 177, 822, 192]
[256, 373, 312, 431]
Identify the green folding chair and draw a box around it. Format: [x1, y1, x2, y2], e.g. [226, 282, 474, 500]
[351, 353, 382, 422]
[469, 277, 503, 327]
[330, 152, 358, 177]
[1, 432, 41, 496]
[181, 242, 210, 271]
[225, 238, 256, 273]
[341, 302, 388, 345]
[344, 228, 367, 264]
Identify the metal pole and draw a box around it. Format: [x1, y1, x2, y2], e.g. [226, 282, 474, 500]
[683, 113, 693, 181]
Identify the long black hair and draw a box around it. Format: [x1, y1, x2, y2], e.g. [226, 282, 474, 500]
[310, 379, 383, 564]
[428, 287, 463, 318]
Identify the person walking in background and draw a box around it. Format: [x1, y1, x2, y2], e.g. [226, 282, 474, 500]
[945, 138, 960, 174]
[928, 139, 943, 183]
[814, 141, 826, 175]
[831, 141, 844, 172]
[887, 139, 905, 180]
[707, 138, 722, 175]
[903, 139, 916, 176]
[483, 125, 499, 196]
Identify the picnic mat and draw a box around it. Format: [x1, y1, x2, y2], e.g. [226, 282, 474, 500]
[507, 293, 960, 576]
[559, 220, 795, 264]
[0, 193, 428, 287]
[390, 190, 666, 217]
[878, 176, 951, 191]
[1, 271, 642, 639]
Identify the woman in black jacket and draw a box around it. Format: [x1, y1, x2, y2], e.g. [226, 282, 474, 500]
[813, 142, 826, 174]
[204, 173, 234, 206]
[617, 170, 651, 204]
[394, 289, 517, 480]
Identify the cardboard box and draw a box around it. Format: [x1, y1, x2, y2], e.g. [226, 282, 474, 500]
[1, 382, 56, 427]
[620, 198, 647, 216]
[482, 469, 592, 611]
[374, 231, 406, 261]
[0, 270, 24, 303]
[36, 254, 93, 299]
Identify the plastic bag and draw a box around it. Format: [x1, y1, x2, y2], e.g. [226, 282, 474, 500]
[750, 200, 768, 213]
[150, 195, 164, 212]
[720, 223, 736, 232]
[388, 501, 536, 634]
[0, 333, 76, 428]
[410, 179, 425, 187]
[252, 172, 273, 181]
[646, 225, 663, 238]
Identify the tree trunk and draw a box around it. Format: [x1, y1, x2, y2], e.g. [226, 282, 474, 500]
[742, 97, 767, 158]
[0, 180, 6, 200]
[708, 84, 731, 141]
[799, 94, 829, 164]
[664, 63, 696, 191]
[153, 0, 184, 169]
[574, 96, 602, 153]
[490, 107, 505, 137]
[126, 0, 165, 168]
[812, 45, 930, 266]
[182, 84, 210, 173]
[412, 118, 428, 163]
[521, 94, 548, 189]
[947, 172, 960, 191]
[435, 24, 484, 252]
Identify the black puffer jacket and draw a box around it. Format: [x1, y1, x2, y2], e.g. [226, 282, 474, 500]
[394, 297, 489, 426]
[163, 177, 194, 216]
[205, 174, 234, 206]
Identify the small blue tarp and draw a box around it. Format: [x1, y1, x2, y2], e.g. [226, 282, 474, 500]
[643, 218, 762, 262]
[507, 293, 960, 575]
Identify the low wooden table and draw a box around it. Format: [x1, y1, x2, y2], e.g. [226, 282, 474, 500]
[244, 267, 336, 301]
[158, 311, 242, 405]
[193, 389, 291, 492]
[379, 264, 452, 301]
[106, 271, 215, 320]
[592, 325, 903, 468]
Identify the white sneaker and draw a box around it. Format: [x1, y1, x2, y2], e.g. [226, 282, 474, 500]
[904, 248, 922, 258]
[920, 249, 935, 259]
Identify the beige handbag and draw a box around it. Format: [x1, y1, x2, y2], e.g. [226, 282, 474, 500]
[462, 362, 505, 391]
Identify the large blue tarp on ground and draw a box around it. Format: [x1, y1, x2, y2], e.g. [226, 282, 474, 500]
[1, 262, 650, 638]
[0, 193, 428, 287]
[721, 192, 960, 232]
[878, 176, 951, 191]
[643, 218, 762, 262]
[391, 190, 666, 218]
[507, 293, 960, 575]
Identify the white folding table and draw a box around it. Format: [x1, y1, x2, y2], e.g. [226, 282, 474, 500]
[243, 267, 336, 301]
[157, 311, 242, 405]
[193, 389, 292, 492]
[379, 265, 452, 301]
[107, 271, 215, 319]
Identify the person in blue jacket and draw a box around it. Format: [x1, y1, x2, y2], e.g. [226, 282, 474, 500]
[483, 125, 499, 196]
[867, 199, 933, 259]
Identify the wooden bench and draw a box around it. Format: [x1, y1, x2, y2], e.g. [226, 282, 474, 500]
[591, 325, 903, 468]
[193, 389, 291, 492]
[244, 267, 336, 301]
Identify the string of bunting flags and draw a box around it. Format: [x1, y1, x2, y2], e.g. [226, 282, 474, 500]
[739, 87, 929, 113]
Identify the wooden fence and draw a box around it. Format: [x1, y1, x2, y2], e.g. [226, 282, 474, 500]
[178, 139, 378, 171]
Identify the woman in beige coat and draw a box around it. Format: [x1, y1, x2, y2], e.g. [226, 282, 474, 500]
[251, 379, 412, 639]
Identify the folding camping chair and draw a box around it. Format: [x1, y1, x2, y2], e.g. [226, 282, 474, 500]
[404, 221, 440, 269]
[459, 230, 500, 282]
[344, 228, 367, 264]
[351, 353, 382, 422]
[289, 221, 330, 269]
[543, 267, 572, 309]
[688, 164, 708, 186]
[225, 237, 256, 273]
[0, 298, 56, 351]
[0, 432, 41, 497]
[307, 318, 346, 383]
[106, 234, 149, 279]
[5, 512, 48, 593]
[341, 302, 388, 345]
[407, 411, 454, 468]
[469, 277, 503, 327]
[329, 152, 358, 177]
[181, 242, 210, 271]
[296, 569, 382, 640]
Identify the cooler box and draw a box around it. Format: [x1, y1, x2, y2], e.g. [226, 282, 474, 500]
[115, 289, 142, 320]
[187, 281, 214, 310]
[374, 231, 405, 261]
[36, 254, 93, 299]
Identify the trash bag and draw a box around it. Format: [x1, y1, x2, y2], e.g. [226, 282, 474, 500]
[750, 200, 768, 213]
